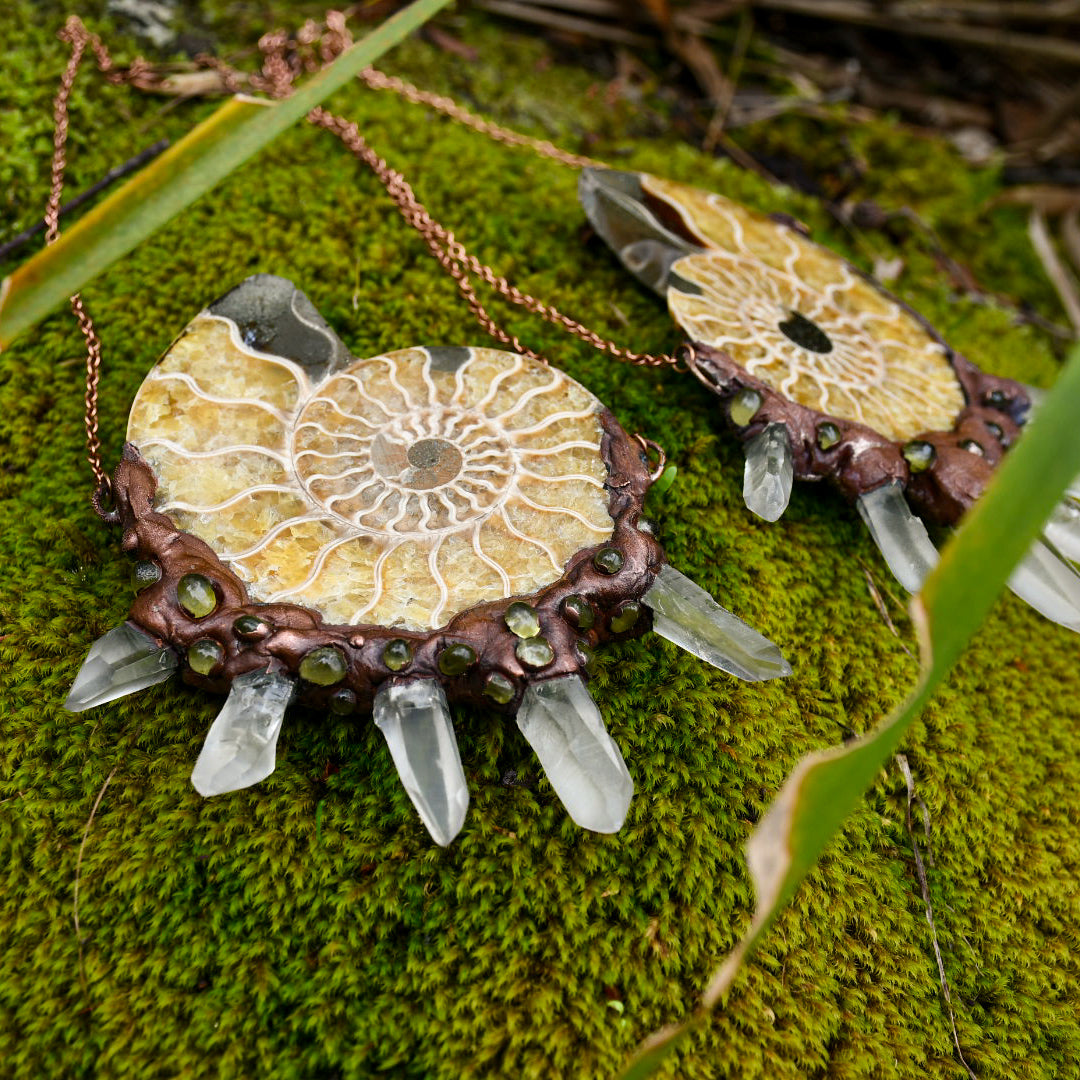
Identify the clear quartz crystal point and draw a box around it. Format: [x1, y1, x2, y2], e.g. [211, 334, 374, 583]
[643, 565, 792, 681]
[373, 679, 469, 847]
[191, 670, 295, 797]
[516, 674, 633, 833]
[856, 480, 940, 593]
[1044, 499, 1080, 564]
[1008, 538, 1080, 632]
[65, 622, 177, 712]
[743, 423, 794, 522]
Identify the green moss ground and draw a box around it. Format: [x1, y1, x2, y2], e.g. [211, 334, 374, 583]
[2, 5, 1079, 1077]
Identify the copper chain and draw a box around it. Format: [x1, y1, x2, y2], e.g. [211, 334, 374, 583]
[356, 67, 604, 170]
[45, 18, 120, 517]
[44, 14, 681, 504]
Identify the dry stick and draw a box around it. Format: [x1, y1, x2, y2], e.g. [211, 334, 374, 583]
[473, 0, 655, 46]
[744, 0, 1080, 65]
[0, 139, 169, 262]
[1029, 210, 1080, 336]
[895, 754, 978, 1080]
[73, 765, 118, 994]
[1062, 209, 1080, 282]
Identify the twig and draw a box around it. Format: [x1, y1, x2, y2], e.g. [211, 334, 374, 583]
[743, 0, 1080, 65]
[73, 765, 118, 995]
[1029, 209, 1080, 336]
[895, 754, 978, 1080]
[1062, 209, 1080, 282]
[0, 139, 169, 262]
[474, 0, 655, 45]
[703, 7, 754, 153]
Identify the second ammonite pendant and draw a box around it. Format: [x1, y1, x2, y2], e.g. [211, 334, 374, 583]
[64, 275, 790, 845]
[581, 169, 1080, 633]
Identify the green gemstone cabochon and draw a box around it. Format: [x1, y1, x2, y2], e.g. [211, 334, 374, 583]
[187, 638, 224, 676]
[383, 639, 413, 672]
[516, 637, 554, 669]
[483, 672, 516, 704]
[438, 643, 477, 676]
[132, 560, 162, 593]
[177, 573, 218, 618]
[729, 387, 763, 427]
[299, 646, 348, 686]
[504, 602, 541, 639]
[561, 595, 595, 630]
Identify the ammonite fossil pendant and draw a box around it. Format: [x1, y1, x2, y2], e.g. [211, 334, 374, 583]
[64, 276, 790, 844]
[581, 169, 1080, 632]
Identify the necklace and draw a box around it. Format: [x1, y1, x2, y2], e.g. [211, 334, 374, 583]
[50, 18, 790, 847]
[293, 30, 1080, 634]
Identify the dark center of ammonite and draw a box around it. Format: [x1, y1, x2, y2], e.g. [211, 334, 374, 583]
[369, 434, 464, 490]
[407, 438, 452, 470]
[778, 310, 833, 354]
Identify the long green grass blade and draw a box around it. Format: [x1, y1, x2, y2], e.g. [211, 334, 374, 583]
[0, 0, 452, 351]
[619, 343, 1080, 1078]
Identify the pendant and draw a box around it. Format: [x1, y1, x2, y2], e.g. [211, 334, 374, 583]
[65, 275, 791, 844]
[581, 169, 1080, 631]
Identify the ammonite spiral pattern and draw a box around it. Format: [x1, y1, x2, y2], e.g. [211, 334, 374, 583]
[127, 320, 614, 631]
[643, 174, 966, 443]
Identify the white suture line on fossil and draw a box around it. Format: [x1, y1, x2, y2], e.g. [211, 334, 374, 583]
[146, 370, 293, 423]
[493, 371, 564, 422]
[515, 493, 611, 533]
[220, 512, 332, 560]
[137, 439, 292, 468]
[335, 371, 398, 419]
[217, 314, 313, 399]
[268, 532, 361, 602]
[302, 396, 381, 428]
[158, 484, 299, 514]
[509, 406, 598, 437]
[499, 506, 563, 574]
[471, 525, 512, 592]
[518, 469, 604, 488]
[428, 536, 450, 627]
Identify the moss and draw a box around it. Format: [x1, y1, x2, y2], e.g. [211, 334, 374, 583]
[2, 5, 1079, 1079]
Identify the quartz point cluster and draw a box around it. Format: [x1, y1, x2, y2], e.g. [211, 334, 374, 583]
[1008, 539, 1080, 633]
[374, 679, 469, 846]
[743, 423, 794, 522]
[65, 622, 178, 712]
[856, 480, 940, 594]
[515, 674, 633, 833]
[642, 564, 792, 681]
[191, 670, 295, 797]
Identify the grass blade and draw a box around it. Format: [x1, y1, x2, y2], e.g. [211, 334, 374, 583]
[619, 342, 1080, 1078]
[0, 0, 452, 351]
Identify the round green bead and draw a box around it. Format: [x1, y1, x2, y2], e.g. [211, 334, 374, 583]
[131, 560, 161, 593]
[516, 636, 554, 669]
[985, 388, 1008, 409]
[729, 387, 763, 427]
[960, 439, 984, 457]
[330, 688, 357, 715]
[576, 638, 595, 671]
[610, 602, 641, 635]
[300, 645, 347, 686]
[383, 639, 413, 672]
[504, 601, 540, 639]
[438, 643, 476, 676]
[561, 595, 595, 630]
[986, 421, 1004, 441]
[187, 638, 224, 676]
[816, 422, 841, 451]
[177, 573, 217, 618]
[902, 440, 936, 473]
[593, 547, 624, 575]
[233, 614, 269, 639]
[483, 672, 516, 705]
